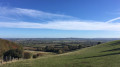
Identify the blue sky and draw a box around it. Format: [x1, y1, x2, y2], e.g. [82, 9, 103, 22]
[0, 0, 120, 38]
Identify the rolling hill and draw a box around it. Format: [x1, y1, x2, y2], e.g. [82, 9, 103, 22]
[1, 40, 120, 67]
[0, 39, 22, 57]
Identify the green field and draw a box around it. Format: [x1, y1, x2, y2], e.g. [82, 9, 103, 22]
[1, 40, 120, 67]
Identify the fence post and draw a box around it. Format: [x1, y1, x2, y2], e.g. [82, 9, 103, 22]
[13, 57, 14, 61]
[6, 56, 7, 62]
[10, 56, 12, 61]
[1, 60, 3, 64]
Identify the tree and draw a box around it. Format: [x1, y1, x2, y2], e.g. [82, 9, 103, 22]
[97, 42, 101, 45]
[61, 43, 67, 46]
[63, 46, 69, 51]
[45, 46, 54, 52]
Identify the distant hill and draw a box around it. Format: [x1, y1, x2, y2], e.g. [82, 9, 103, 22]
[6, 38, 120, 42]
[0, 39, 22, 57]
[1, 40, 120, 67]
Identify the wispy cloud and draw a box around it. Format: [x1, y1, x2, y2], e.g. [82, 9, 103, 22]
[0, 7, 120, 31]
[0, 7, 76, 22]
[106, 17, 120, 23]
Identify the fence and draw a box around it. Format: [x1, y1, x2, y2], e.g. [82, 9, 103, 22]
[0, 56, 24, 65]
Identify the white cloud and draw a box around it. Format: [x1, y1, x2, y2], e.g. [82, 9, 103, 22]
[0, 19, 120, 31]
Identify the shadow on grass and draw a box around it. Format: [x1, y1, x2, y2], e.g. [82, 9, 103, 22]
[77, 52, 120, 59]
[102, 48, 120, 52]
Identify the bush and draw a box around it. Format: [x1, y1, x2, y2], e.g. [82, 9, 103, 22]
[23, 52, 32, 59]
[97, 42, 102, 44]
[45, 46, 54, 52]
[3, 49, 23, 61]
[63, 46, 69, 51]
[78, 45, 82, 49]
[33, 53, 45, 59]
[33, 54, 38, 58]
[37, 53, 44, 56]
[58, 50, 63, 54]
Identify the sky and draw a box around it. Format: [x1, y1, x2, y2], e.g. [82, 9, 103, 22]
[0, 0, 120, 38]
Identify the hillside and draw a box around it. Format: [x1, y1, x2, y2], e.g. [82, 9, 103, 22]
[1, 40, 120, 67]
[0, 39, 22, 57]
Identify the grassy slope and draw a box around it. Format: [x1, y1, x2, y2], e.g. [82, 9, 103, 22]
[1, 40, 120, 67]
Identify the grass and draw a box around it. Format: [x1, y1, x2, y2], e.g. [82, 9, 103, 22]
[1, 40, 120, 67]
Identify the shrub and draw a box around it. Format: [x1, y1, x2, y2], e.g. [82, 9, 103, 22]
[37, 53, 44, 56]
[33, 54, 38, 58]
[78, 45, 82, 49]
[58, 50, 63, 54]
[3, 49, 23, 61]
[97, 42, 102, 44]
[23, 52, 32, 59]
[63, 46, 69, 51]
[33, 53, 45, 59]
[45, 46, 54, 52]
